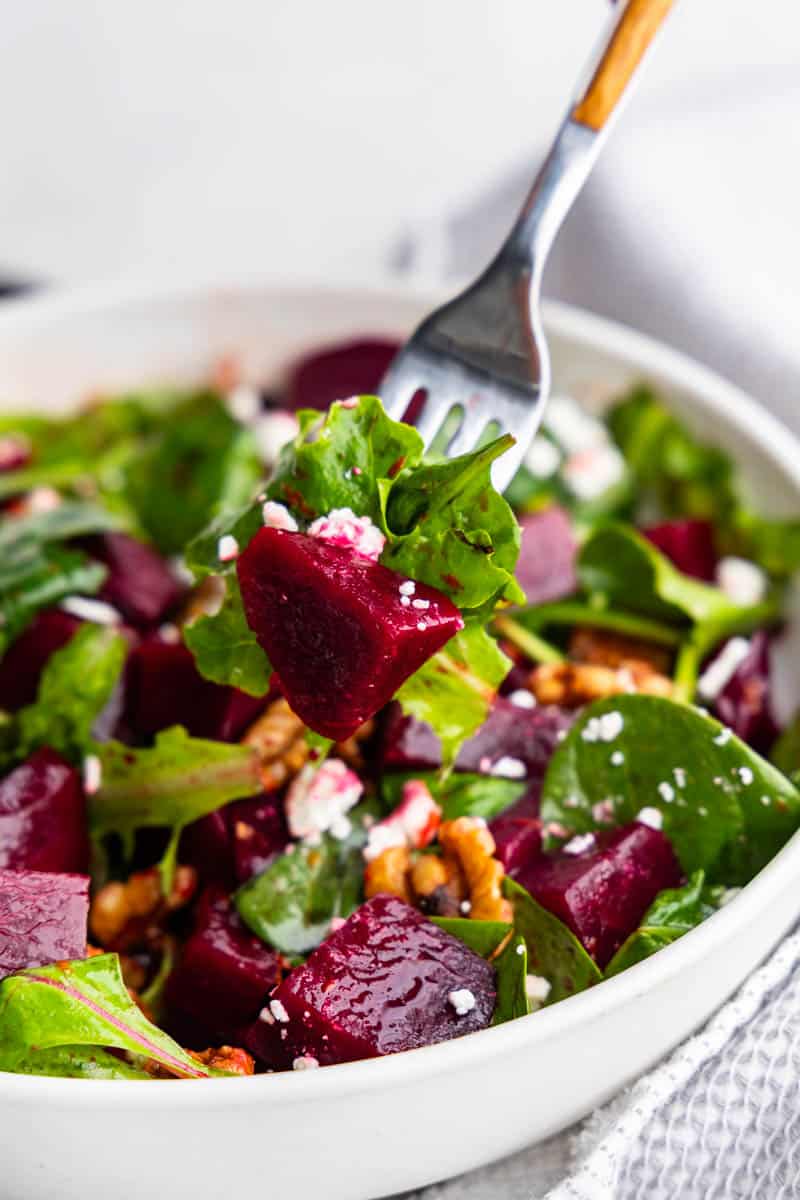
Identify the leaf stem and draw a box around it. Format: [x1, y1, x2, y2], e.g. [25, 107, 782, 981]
[492, 614, 565, 665]
[516, 601, 682, 647]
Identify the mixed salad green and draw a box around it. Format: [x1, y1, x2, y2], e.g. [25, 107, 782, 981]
[0, 338, 799, 1080]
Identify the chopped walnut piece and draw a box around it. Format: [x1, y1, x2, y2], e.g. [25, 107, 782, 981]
[89, 865, 198, 951]
[241, 697, 310, 791]
[530, 660, 673, 708]
[410, 854, 466, 917]
[364, 845, 413, 904]
[569, 626, 672, 676]
[189, 1046, 255, 1076]
[438, 817, 513, 923]
[334, 719, 376, 770]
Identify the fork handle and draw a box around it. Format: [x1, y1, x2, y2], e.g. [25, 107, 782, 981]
[572, 0, 675, 131]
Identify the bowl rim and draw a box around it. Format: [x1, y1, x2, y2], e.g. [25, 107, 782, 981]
[1, 278, 799, 1105]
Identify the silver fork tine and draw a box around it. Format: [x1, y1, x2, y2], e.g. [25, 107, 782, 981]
[380, 0, 675, 488]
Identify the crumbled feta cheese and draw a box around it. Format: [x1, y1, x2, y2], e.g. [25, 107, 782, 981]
[459, 900, 472, 915]
[308, 507, 386, 562]
[715, 557, 766, 607]
[217, 534, 239, 562]
[292, 1055, 320, 1071]
[657, 782, 675, 804]
[416, 621, 427, 632]
[269, 999, 290, 1024]
[713, 728, 732, 746]
[592, 800, 615, 823]
[760, 795, 772, 807]
[60, 596, 121, 626]
[363, 779, 441, 862]
[581, 711, 624, 743]
[525, 974, 552, 1004]
[400, 595, 411, 607]
[158, 622, 182, 644]
[253, 410, 300, 468]
[262, 500, 299, 532]
[447, 988, 476, 1017]
[508, 689, 536, 709]
[489, 756, 527, 780]
[544, 395, 606, 454]
[610, 751, 625, 766]
[25, 485, 62, 514]
[563, 833, 596, 855]
[225, 384, 262, 424]
[399, 581, 416, 596]
[637, 806, 663, 830]
[738, 766, 754, 785]
[286, 759, 363, 841]
[524, 436, 562, 479]
[697, 637, 751, 701]
[516, 942, 525, 956]
[82, 754, 102, 796]
[412, 598, 430, 610]
[562, 443, 626, 502]
[339, 397, 360, 409]
[329, 814, 353, 840]
[329, 917, 347, 932]
[673, 767, 687, 789]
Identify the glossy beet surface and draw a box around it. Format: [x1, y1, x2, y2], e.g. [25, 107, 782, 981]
[517, 823, 682, 967]
[515, 506, 577, 605]
[0, 608, 81, 711]
[0, 748, 88, 873]
[285, 338, 400, 412]
[381, 698, 573, 779]
[84, 533, 185, 628]
[490, 793, 542, 876]
[125, 637, 264, 741]
[0, 869, 89, 979]
[165, 889, 282, 1047]
[713, 632, 780, 754]
[644, 519, 717, 582]
[238, 529, 464, 741]
[244, 894, 495, 1068]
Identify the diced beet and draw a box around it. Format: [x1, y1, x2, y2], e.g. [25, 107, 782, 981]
[0, 869, 89, 979]
[643, 520, 717, 582]
[0, 608, 82, 711]
[125, 636, 265, 741]
[244, 894, 495, 1068]
[380, 697, 573, 781]
[165, 889, 281, 1047]
[228, 793, 290, 884]
[285, 338, 400, 412]
[712, 632, 779, 753]
[490, 792, 542, 875]
[238, 530, 463, 741]
[0, 748, 88, 873]
[179, 810, 234, 890]
[83, 533, 185, 628]
[515, 506, 578, 605]
[516, 822, 682, 967]
[0, 435, 32, 474]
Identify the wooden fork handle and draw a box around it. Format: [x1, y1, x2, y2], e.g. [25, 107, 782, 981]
[572, 0, 674, 131]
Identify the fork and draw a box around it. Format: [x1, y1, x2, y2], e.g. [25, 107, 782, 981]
[381, 0, 676, 491]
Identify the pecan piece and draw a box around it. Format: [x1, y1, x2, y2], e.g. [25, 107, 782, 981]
[569, 626, 672, 676]
[241, 697, 309, 791]
[438, 817, 513, 923]
[530, 660, 672, 708]
[89, 865, 197, 951]
[364, 845, 413, 904]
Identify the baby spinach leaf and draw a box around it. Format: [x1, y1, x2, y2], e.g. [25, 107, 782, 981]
[90, 727, 261, 876]
[12, 1045, 151, 1080]
[11, 624, 127, 766]
[604, 871, 720, 977]
[382, 435, 524, 609]
[267, 397, 423, 524]
[432, 917, 529, 1023]
[395, 623, 510, 770]
[183, 579, 272, 696]
[0, 954, 219, 1078]
[236, 804, 375, 956]
[771, 715, 800, 777]
[381, 771, 525, 822]
[431, 917, 511, 958]
[504, 877, 602, 1000]
[541, 695, 800, 883]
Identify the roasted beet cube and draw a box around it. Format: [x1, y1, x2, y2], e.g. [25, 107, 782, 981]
[380, 697, 573, 782]
[0, 869, 89, 979]
[643, 520, 717, 582]
[165, 890, 281, 1047]
[125, 636, 264, 741]
[0, 608, 82, 711]
[516, 822, 682, 966]
[490, 792, 542, 875]
[0, 748, 88, 874]
[238, 530, 463, 741]
[245, 895, 495, 1068]
[712, 632, 779, 753]
[285, 338, 400, 412]
[83, 532, 185, 628]
[515, 506, 577, 605]
[179, 810, 234, 890]
[228, 793, 290, 883]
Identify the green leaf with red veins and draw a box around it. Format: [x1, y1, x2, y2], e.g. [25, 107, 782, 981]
[395, 623, 511, 770]
[0, 953, 231, 1078]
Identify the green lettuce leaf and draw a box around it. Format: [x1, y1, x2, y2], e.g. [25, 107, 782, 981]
[11, 1045, 152, 1080]
[183, 579, 272, 696]
[504, 877, 602, 1001]
[540, 695, 800, 884]
[395, 623, 511, 769]
[0, 954, 224, 1078]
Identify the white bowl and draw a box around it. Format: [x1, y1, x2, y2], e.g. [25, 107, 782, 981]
[1, 282, 799, 1200]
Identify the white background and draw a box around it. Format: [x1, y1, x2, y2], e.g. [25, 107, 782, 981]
[2, 0, 799, 287]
